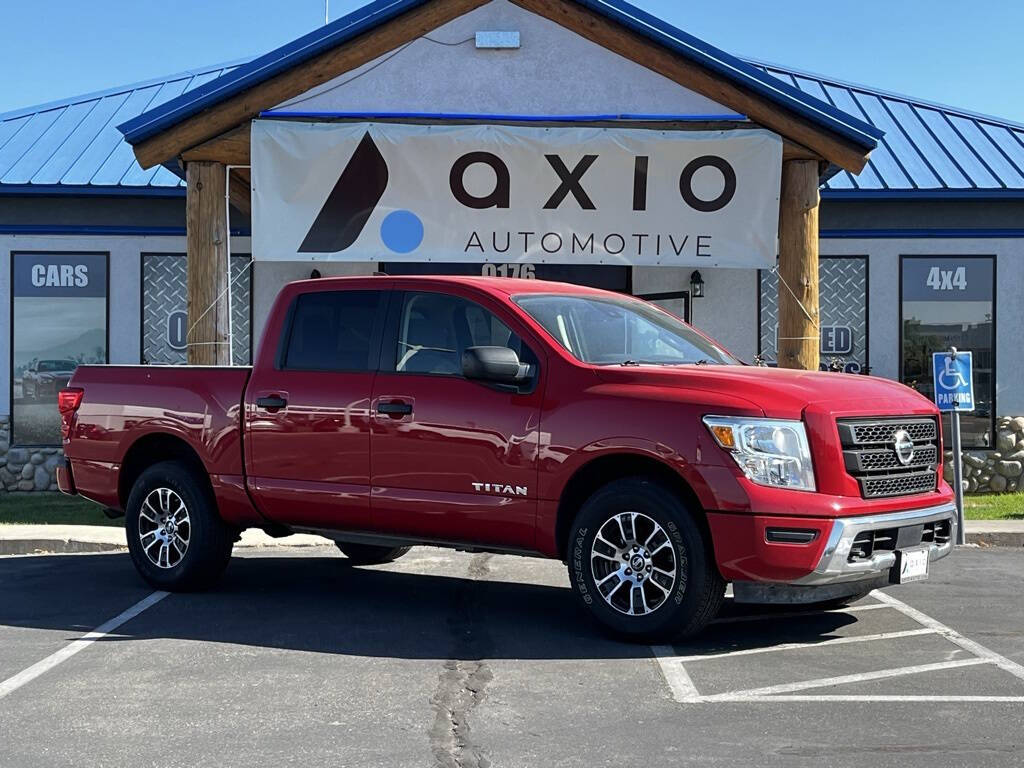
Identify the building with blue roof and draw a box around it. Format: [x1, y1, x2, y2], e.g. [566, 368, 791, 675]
[1, 0, 1022, 492]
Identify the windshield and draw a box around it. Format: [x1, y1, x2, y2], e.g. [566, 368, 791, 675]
[514, 294, 738, 366]
[37, 360, 76, 372]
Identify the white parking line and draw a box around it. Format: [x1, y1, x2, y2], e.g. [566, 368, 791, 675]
[669, 627, 937, 662]
[707, 694, 1024, 703]
[652, 592, 1024, 705]
[700, 658, 990, 700]
[0, 591, 168, 701]
[870, 590, 1024, 683]
[650, 645, 701, 702]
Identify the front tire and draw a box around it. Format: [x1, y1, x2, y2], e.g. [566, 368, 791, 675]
[125, 461, 233, 591]
[568, 477, 724, 643]
[335, 542, 411, 565]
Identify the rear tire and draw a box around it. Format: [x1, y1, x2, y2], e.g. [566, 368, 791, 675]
[125, 461, 233, 591]
[568, 477, 725, 643]
[335, 542, 411, 565]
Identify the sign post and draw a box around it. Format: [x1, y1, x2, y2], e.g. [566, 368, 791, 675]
[932, 347, 974, 545]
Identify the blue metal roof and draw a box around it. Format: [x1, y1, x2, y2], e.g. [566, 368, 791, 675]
[0, 61, 243, 194]
[751, 60, 1024, 197]
[3, 4, 1024, 198]
[117, 0, 881, 154]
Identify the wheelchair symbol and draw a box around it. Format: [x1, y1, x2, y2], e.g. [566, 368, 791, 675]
[938, 357, 969, 390]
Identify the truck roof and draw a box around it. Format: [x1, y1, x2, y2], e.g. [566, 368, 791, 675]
[288, 273, 620, 298]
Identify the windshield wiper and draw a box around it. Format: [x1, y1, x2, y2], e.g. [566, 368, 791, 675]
[618, 359, 641, 366]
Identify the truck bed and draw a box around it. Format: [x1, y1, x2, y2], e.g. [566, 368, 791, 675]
[64, 365, 252, 511]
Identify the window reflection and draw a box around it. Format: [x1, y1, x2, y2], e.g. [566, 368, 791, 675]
[901, 256, 994, 448]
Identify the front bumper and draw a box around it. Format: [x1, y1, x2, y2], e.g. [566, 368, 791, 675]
[728, 502, 956, 604]
[792, 502, 956, 586]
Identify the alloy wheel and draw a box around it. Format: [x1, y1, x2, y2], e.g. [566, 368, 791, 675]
[138, 487, 191, 569]
[590, 511, 678, 616]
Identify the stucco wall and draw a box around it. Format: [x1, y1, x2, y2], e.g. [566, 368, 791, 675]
[821, 235, 1024, 416]
[0, 233, 253, 417]
[273, 0, 735, 118]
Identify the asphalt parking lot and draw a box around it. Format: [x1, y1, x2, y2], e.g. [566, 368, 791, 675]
[1, 545, 1022, 767]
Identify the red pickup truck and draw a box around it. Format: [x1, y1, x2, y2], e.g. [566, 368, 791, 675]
[58, 276, 955, 641]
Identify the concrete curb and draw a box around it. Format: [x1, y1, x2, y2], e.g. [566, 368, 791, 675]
[968, 531, 1024, 548]
[0, 525, 327, 556]
[0, 538, 128, 556]
[2, 524, 1022, 556]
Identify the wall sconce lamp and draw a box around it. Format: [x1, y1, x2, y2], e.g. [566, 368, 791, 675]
[689, 270, 705, 299]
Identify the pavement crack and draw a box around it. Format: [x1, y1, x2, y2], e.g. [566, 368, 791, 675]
[429, 553, 495, 768]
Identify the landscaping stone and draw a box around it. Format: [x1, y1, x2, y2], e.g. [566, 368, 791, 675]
[947, 416, 1024, 494]
[33, 466, 50, 491]
[6, 448, 30, 465]
[995, 460, 1022, 478]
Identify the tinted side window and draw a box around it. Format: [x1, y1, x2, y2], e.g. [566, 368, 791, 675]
[283, 290, 381, 371]
[394, 292, 525, 375]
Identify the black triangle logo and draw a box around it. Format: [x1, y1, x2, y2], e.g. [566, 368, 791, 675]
[298, 132, 389, 253]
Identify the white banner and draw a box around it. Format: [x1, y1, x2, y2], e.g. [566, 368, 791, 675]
[251, 120, 782, 267]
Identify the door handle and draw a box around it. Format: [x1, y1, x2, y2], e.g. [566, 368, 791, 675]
[377, 401, 413, 417]
[256, 395, 288, 410]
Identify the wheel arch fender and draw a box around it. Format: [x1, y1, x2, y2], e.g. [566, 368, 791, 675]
[550, 441, 714, 561]
[118, 432, 213, 512]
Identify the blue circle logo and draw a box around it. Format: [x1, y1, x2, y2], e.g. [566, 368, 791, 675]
[380, 210, 424, 254]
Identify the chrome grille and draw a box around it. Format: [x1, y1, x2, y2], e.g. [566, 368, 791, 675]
[845, 419, 937, 445]
[838, 417, 940, 499]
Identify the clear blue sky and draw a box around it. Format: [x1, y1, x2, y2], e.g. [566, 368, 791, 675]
[1, 0, 1021, 123]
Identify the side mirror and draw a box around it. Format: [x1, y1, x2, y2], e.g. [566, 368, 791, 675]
[462, 346, 531, 385]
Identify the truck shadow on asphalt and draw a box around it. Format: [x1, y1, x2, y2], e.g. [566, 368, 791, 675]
[0, 552, 863, 660]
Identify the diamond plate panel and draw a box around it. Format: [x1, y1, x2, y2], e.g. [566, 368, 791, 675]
[142, 254, 251, 365]
[760, 257, 868, 372]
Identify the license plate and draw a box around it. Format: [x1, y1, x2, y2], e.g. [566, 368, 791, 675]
[895, 546, 930, 583]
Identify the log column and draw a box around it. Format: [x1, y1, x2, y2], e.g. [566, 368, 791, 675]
[186, 161, 231, 365]
[776, 158, 821, 371]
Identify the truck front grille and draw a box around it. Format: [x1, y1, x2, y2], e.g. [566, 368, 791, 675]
[846, 519, 952, 563]
[837, 417, 940, 499]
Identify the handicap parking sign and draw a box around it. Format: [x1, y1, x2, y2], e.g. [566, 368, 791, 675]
[932, 351, 974, 412]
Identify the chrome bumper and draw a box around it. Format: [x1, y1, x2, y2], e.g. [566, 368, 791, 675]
[793, 502, 957, 586]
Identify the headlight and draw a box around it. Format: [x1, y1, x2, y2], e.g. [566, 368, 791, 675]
[702, 416, 816, 491]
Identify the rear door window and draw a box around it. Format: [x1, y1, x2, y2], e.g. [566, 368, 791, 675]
[282, 290, 384, 371]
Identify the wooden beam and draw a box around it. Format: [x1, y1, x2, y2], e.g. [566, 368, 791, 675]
[186, 161, 231, 365]
[180, 118, 821, 177]
[776, 159, 820, 371]
[132, 0, 490, 169]
[510, 0, 869, 173]
[228, 167, 251, 217]
[182, 125, 250, 165]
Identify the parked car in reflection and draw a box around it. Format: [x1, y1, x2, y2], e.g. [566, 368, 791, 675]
[23, 359, 78, 400]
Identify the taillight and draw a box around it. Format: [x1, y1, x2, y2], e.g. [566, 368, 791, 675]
[59, 387, 83, 441]
[58, 388, 84, 414]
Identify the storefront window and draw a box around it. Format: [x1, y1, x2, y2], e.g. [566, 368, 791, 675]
[760, 256, 869, 372]
[11, 252, 108, 446]
[141, 253, 252, 365]
[901, 256, 995, 448]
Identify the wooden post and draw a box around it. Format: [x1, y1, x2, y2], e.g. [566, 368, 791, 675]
[776, 159, 820, 371]
[186, 161, 231, 365]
